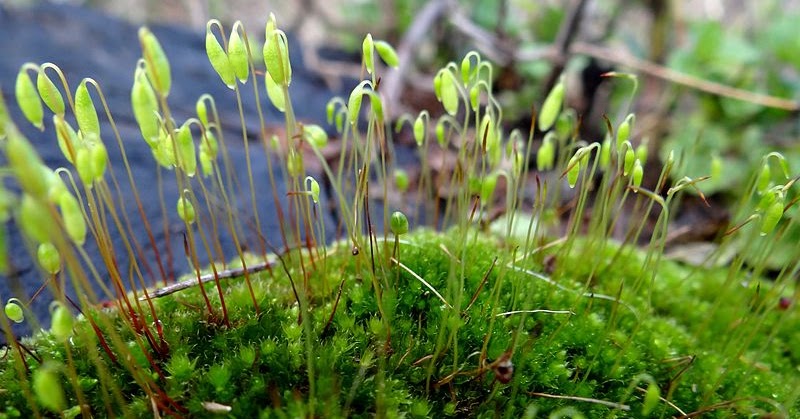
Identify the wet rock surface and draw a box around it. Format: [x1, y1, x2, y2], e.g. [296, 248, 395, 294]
[0, 2, 352, 337]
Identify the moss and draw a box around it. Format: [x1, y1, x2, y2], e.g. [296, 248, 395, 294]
[1, 228, 797, 417]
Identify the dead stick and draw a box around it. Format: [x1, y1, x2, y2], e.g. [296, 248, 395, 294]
[141, 260, 275, 299]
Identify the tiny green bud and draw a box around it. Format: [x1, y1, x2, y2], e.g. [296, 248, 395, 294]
[480, 173, 499, 204]
[75, 81, 101, 138]
[555, 109, 574, 140]
[623, 147, 635, 176]
[438, 70, 459, 116]
[199, 149, 214, 177]
[435, 118, 447, 147]
[59, 192, 87, 245]
[390, 211, 409, 235]
[54, 115, 79, 164]
[263, 29, 292, 86]
[756, 163, 771, 193]
[413, 115, 427, 147]
[616, 113, 635, 147]
[36, 68, 65, 115]
[536, 132, 556, 171]
[760, 198, 784, 236]
[347, 85, 364, 125]
[75, 147, 94, 186]
[460, 54, 472, 84]
[89, 138, 108, 180]
[305, 176, 320, 204]
[374, 40, 399, 68]
[131, 65, 160, 145]
[325, 100, 336, 125]
[369, 91, 384, 121]
[202, 130, 219, 159]
[265, 69, 286, 112]
[567, 157, 581, 188]
[196, 98, 209, 127]
[206, 27, 235, 88]
[177, 194, 196, 224]
[176, 122, 197, 177]
[15, 68, 44, 129]
[139, 27, 172, 96]
[469, 84, 480, 111]
[50, 301, 73, 340]
[362, 33, 375, 74]
[228, 25, 250, 83]
[538, 77, 564, 131]
[286, 148, 303, 177]
[599, 135, 612, 169]
[33, 363, 66, 412]
[641, 382, 661, 416]
[6, 132, 50, 199]
[19, 194, 56, 244]
[631, 159, 643, 189]
[5, 299, 24, 324]
[303, 124, 328, 148]
[37, 242, 60, 274]
[635, 138, 649, 164]
[394, 169, 410, 193]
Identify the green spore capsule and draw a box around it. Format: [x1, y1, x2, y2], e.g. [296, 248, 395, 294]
[139, 27, 172, 96]
[196, 97, 209, 127]
[303, 124, 328, 148]
[641, 382, 661, 416]
[760, 198, 784, 236]
[306, 176, 320, 204]
[362, 33, 375, 74]
[37, 242, 60, 275]
[756, 163, 771, 193]
[263, 29, 292, 86]
[623, 147, 635, 176]
[16, 68, 44, 129]
[60, 192, 87, 245]
[131, 65, 160, 146]
[33, 363, 66, 413]
[228, 24, 250, 83]
[438, 70, 459, 116]
[75, 81, 100, 138]
[19, 194, 56, 244]
[616, 113, 635, 147]
[50, 301, 74, 340]
[205, 25, 235, 89]
[599, 135, 612, 169]
[631, 159, 643, 189]
[6, 132, 50, 200]
[36, 68, 65, 116]
[394, 169, 410, 193]
[5, 298, 24, 324]
[176, 122, 197, 177]
[265, 71, 286, 112]
[390, 211, 409, 236]
[538, 77, 564, 132]
[567, 157, 581, 188]
[75, 147, 94, 186]
[177, 194, 196, 225]
[53, 115, 79, 164]
[374, 40, 399, 68]
[413, 113, 426, 146]
[347, 84, 365, 125]
[536, 132, 556, 171]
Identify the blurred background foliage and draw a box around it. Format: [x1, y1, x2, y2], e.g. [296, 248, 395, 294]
[7, 0, 800, 267]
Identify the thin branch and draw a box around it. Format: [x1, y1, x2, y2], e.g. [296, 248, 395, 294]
[141, 260, 274, 299]
[528, 391, 631, 411]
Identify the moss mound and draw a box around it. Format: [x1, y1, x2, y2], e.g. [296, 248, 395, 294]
[1, 228, 797, 417]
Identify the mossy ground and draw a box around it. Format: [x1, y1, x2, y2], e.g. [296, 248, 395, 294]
[2, 227, 797, 417]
